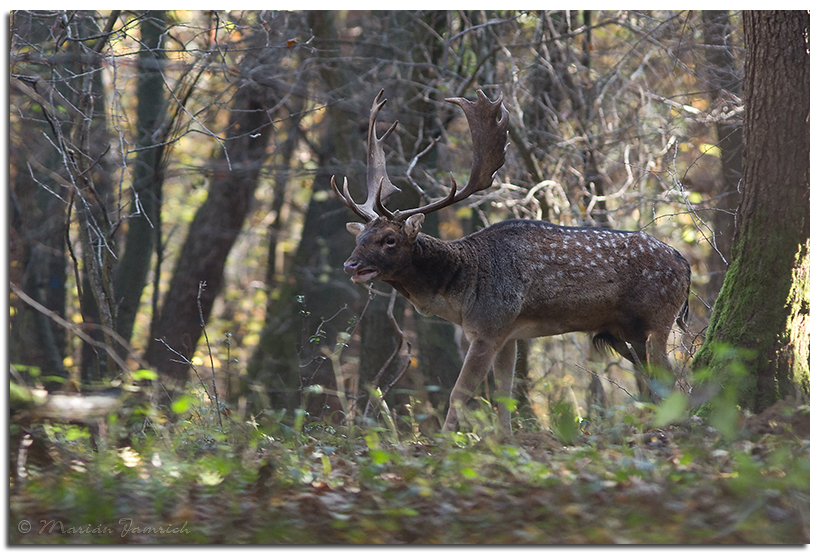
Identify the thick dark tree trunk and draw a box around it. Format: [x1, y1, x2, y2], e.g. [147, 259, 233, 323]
[393, 11, 463, 421]
[9, 188, 68, 386]
[246, 11, 362, 416]
[9, 10, 71, 382]
[692, 11, 809, 412]
[147, 60, 277, 384]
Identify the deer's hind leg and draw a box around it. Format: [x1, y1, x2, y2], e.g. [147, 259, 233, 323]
[607, 329, 676, 403]
[645, 326, 677, 390]
[492, 340, 517, 434]
[594, 333, 656, 402]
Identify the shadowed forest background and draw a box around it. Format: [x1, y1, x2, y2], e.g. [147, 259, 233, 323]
[9, 10, 809, 544]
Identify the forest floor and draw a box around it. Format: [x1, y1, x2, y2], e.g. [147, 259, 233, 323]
[9, 397, 809, 544]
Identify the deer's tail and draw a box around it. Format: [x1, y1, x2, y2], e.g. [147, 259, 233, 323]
[676, 299, 689, 333]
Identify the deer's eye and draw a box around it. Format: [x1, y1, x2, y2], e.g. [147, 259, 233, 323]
[384, 237, 397, 248]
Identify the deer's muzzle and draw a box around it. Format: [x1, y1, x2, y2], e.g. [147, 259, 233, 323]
[344, 257, 379, 284]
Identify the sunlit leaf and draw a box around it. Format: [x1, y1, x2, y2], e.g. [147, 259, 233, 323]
[171, 395, 196, 414]
[131, 369, 158, 381]
[654, 391, 689, 427]
[460, 466, 478, 479]
[198, 470, 224, 486]
[119, 446, 141, 468]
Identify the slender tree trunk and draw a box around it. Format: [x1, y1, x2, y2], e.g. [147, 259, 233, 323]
[692, 11, 809, 412]
[245, 134, 358, 416]
[263, 123, 301, 287]
[702, 10, 743, 303]
[113, 11, 168, 346]
[10, 12, 116, 383]
[65, 13, 118, 382]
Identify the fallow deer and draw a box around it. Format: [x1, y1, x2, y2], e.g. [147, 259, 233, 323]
[333, 89, 690, 433]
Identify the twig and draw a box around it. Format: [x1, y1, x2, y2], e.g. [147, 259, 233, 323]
[575, 363, 639, 403]
[668, 144, 728, 266]
[196, 281, 222, 428]
[362, 288, 412, 422]
[63, 187, 85, 308]
[154, 337, 211, 402]
[322, 345, 353, 428]
[383, 348, 413, 395]
[405, 136, 439, 198]
[709, 497, 767, 541]
[224, 333, 233, 393]
[10, 282, 134, 378]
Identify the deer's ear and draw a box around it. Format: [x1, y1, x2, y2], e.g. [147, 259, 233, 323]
[346, 222, 365, 237]
[404, 214, 425, 241]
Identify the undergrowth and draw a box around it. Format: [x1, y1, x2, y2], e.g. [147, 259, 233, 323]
[10, 386, 809, 544]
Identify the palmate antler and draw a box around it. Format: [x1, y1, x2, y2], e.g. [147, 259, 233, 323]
[331, 89, 401, 221]
[332, 89, 509, 223]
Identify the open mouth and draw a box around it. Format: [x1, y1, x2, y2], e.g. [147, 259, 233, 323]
[351, 269, 379, 284]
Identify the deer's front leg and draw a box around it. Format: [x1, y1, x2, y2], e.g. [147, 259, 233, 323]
[443, 338, 499, 432]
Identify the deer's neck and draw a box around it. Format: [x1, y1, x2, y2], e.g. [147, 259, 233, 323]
[385, 233, 468, 323]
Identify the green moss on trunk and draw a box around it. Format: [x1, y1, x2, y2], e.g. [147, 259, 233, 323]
[692, 11, 809, 413]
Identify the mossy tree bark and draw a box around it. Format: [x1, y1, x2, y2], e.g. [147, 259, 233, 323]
[691, 11, 809, 412]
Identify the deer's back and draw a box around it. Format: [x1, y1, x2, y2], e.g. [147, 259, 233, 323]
[455, 220, 690, 338]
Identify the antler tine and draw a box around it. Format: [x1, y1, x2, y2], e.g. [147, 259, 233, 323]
[331, 90, 401, 222]
[331, 175, 370, 221]
[373, 177, 398, 218]
[393, 90, 509, 222]
[362, 91, 401, 217]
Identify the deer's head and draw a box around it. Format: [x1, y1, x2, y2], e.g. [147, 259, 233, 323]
[333, 89, 509, 283]
[342, 215, 424, 284]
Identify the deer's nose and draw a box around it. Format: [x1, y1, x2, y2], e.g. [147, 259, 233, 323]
[343, 257, 361, 275]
